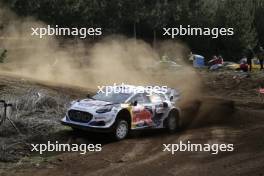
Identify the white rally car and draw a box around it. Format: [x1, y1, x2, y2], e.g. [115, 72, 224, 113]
[61, 85, 181, 140]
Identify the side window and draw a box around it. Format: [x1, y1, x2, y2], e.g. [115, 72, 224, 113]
[149, 93, 163, 104]
[159, 94, 166, 101]
[130, 94, 144, 104]
[130, 93, 150, 104]
[141, 93, 151, 103]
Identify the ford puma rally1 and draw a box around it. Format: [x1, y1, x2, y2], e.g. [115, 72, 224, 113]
[61, 85, 181, 140]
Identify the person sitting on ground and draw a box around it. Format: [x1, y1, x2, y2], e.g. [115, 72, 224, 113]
[240, 59, 248, 72]
[218, 55, 224, 64]
[208, 55, 224, 70]
[208, 55, 218, 66]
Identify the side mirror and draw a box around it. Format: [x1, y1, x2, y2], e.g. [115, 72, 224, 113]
[163, 102, 168, 108]
[170, 96, 174, 101]
[131, 101, 138, 106]
[86, 94, 91, 98]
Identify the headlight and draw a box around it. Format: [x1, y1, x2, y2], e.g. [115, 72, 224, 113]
[96, 105, 113, 113]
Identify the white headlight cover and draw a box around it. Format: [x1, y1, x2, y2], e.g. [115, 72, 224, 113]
[96, 105, 113, 113]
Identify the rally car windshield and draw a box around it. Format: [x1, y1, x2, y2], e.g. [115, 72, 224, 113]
[92, 92, 132, 103]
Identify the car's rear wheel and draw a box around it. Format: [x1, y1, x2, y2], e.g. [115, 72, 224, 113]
[114, 119, 129, 140]
[167, 112, 179, 132]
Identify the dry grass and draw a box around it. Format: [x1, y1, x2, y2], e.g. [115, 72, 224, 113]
[0, 76, 82, 162]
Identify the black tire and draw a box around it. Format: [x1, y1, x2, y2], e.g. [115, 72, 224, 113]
[112, 119, 129, 140]
[166, 112, 180, 132]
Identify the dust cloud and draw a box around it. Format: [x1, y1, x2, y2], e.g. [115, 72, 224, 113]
[0, 4, 201, 99]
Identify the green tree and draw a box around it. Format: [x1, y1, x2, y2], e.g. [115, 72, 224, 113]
[254, 0, 264, 47]
[216, 0, 257, 59]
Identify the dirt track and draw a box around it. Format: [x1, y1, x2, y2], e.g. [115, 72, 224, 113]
[0, 70, 264, 176]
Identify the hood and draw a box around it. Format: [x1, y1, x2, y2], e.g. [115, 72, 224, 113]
[70, 99, 120, 114]
[72, 99, 114, 109]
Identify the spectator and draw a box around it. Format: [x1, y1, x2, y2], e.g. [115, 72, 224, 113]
[240, 59, 248, 72]
[257, 46, 264, 70]
[218, 55, 224, 64]
[208, 55, 223, 70]
[208, 55, 218, 66]
[245, 47, 254, 71]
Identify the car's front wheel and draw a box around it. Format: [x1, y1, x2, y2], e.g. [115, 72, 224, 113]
[113, 119, 129, 140]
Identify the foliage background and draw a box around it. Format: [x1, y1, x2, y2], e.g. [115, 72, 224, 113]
[1, 0, 264, 60]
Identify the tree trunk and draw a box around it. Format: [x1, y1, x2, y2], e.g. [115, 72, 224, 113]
[153, 30, 157, 49]
[133, 22, 137, 40]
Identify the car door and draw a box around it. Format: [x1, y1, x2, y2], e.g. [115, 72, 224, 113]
[130, 93, 153, 129]
[149, 93, 167, 128]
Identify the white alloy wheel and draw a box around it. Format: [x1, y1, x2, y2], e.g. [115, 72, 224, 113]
[115, 120, 129, 140]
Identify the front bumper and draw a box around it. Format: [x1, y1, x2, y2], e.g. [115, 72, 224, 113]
[61, 120, 113, 133]
[61, 116, 115, 133]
